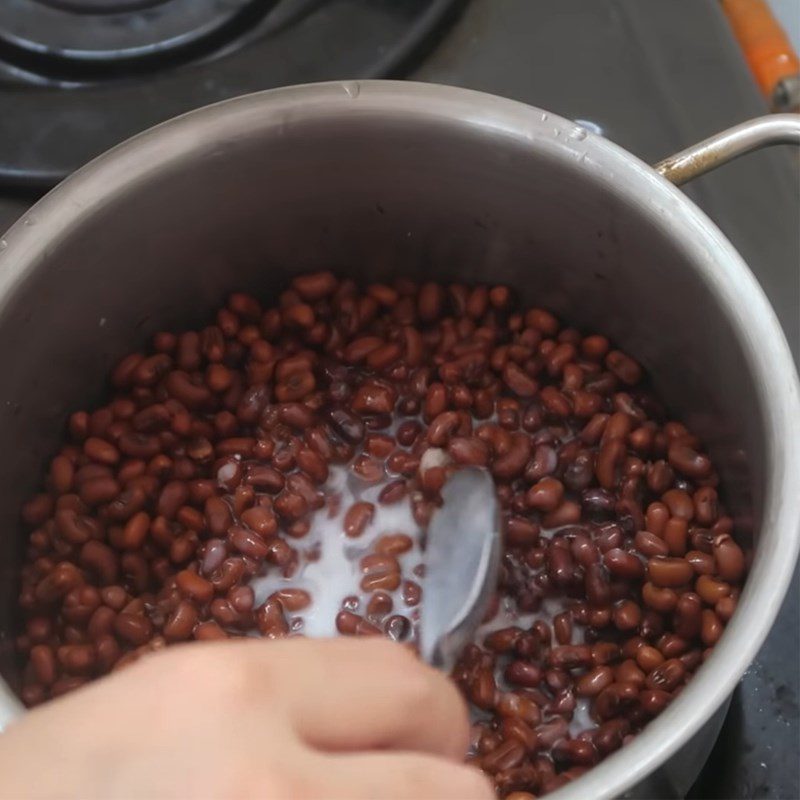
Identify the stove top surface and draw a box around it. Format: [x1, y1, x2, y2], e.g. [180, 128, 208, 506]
[0, 0, 462, 186]
[1, 2, 798, 797]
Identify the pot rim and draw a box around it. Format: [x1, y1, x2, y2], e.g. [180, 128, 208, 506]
[1, 81, 798, 800]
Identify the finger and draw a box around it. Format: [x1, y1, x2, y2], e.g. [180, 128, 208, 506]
[319, 751, 495, 800]
[253, 638, 470, 760]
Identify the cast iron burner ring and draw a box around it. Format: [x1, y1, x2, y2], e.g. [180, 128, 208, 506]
[0, 0, 260, 64]
[39, 1, 166, 12]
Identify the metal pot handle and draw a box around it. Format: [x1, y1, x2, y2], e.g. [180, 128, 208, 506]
[653, 113, 800, 185]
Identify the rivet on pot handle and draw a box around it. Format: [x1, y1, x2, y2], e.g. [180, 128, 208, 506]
[654, 113, 800, 185]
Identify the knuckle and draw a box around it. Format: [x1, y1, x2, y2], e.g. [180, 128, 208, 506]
[156, 642, 263, 708]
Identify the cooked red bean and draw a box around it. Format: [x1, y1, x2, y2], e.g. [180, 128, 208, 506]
[713, 535, 745, 582]
[603, 548, 644, 580]
[525, 477, 564, 512]
[612, 600, 642, 631]
[377, 479, 408, 504]
[576, 666, 614, 697]
[548, 645, 593, 670]
[228, 526, 270, 560]
[80, 541, 119, 586]
[667, 441, 712, 479]
[505, 516, 540, 548]
[605, 350, 641, 385]
[270, 588, 312, 612]
[504, 660, 543, 688]
[642, 581, 679, 613]
[499, 717, 538, 755]
[113, 613, 153, 646]
[240, 506, 278, 537]
[662, 488, 694, 520]
[383, 614, 410, 641]
[633, 529, 669, 558]
[256, 599, 289, 638]
[695, 574, 732, 605]
[343, 501, 374, 538]
[374, 533, 413, 556]
[481, 739, 527, 775]
[163, 601, 199, 642]
[640, 688, 671, 715]
[647, 556, 694, 588]
[291, 271, 337, 300]
[359, 554, 401, 592]
[15, 275, 749, 798]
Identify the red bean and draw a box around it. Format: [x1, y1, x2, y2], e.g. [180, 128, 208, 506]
[498, 718, 538, 756]
[642, 582, 678, 613]
[286, 272, 334, 302]
[255, 598, 289, 638]
[663, 517, 688, 556]
[114, 613, 153, 646]
[693, 486, 720, 525]
[335, 610, 380, 637]
[350, 382, 396, 415]
[228, 527, 270, 561]
[481, 739, 526, 775]
[245, 465, 285, 494]
[270, 588, 312, 613]
[30, 645, 57, 686]
[175, 570, 214, 604]
[14, 277, 748, 794]
[612, 600, 642, 631]
[548, 645, 592, 670]
[35, 563, 83, 603]
[470, 668, 498, 710]
[359, 554, 401, 592]
[662, 489, 694, 520]
[366, 592, 393, 620]
[80, 541, 119, 586]
[343, 502, 374, 538]
[505, 661, 543, 688]
[377, 479, 407, 505]
[526, 477, 564, 512]
[713, 535, 745, 582]
[54, 508, 97, 545]
[162, 601, 198, 642]
[647, 556, 693, 588]
[506, 516, 540, 547]
[240, 506, 278, 537]
[640, 688, 671, 715]
[553, 739, 598, 767]
[374, 534, 413, 556]
[603, 548, 644, 580]
[605, 350, 641, 385]
[79, 477, 120, 507]
[696, 574, 731, 605]
[646, 658, 686, 692]
[576, 666, 614, 697]
[668, 441, 711, 478]
[595, 438, 625, 489]
[634, 529, 669, 558]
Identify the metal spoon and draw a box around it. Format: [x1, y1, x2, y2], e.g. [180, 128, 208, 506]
[419, 467, 501, 671]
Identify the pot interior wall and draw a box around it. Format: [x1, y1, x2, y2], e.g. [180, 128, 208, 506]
[0, 108, 763, 688]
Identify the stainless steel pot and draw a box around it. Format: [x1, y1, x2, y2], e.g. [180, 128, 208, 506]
[0, 82, 798, 800]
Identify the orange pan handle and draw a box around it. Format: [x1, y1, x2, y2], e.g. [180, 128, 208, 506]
[722, 0, 799, 106]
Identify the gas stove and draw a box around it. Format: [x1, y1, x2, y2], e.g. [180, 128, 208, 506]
[0, 0, 463, 187]
[1, 2, 797, 798]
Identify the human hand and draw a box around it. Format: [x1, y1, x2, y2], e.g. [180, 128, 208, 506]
[0, 638, 493, 799]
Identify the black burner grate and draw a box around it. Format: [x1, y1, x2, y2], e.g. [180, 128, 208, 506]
[0, 0, 464, 189]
